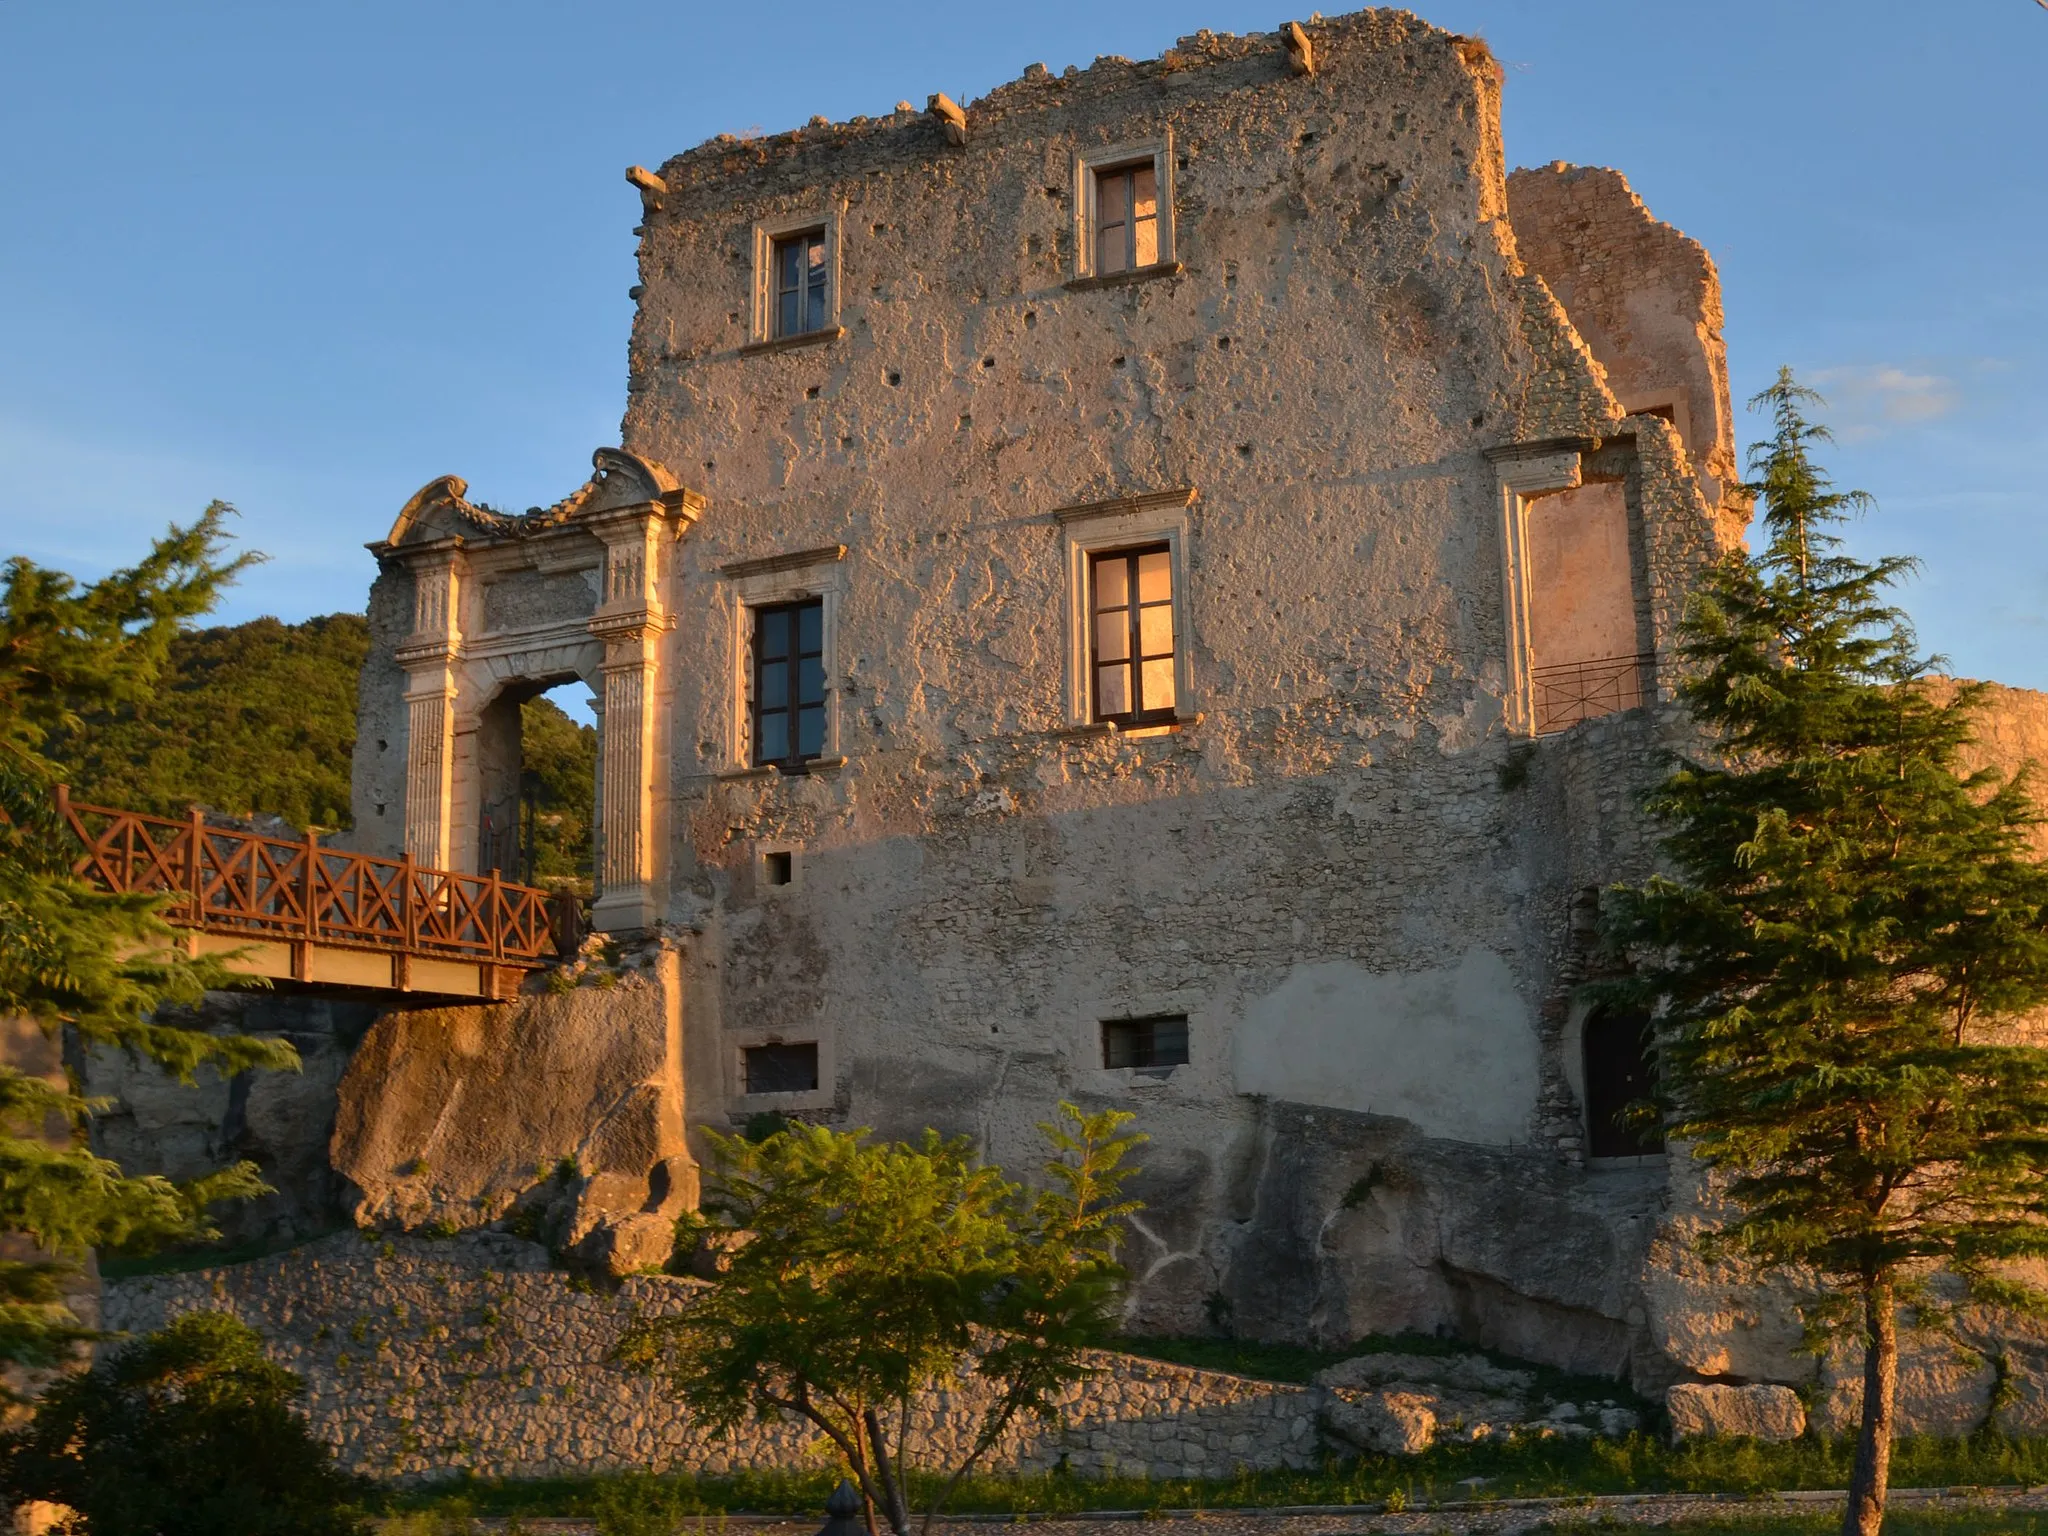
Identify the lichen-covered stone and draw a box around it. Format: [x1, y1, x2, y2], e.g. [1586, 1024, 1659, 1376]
[1665, 1383, 1805, 1443]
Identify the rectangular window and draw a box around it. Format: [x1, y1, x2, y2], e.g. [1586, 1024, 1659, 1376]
[1089, 544, 1176, 724]
[1094, 162, 1160, 276]
[773, 229, 829, 338]
[752, 598, 826, 770]
[1102, 1014, 1189, 1070]
[743, 1042, 819, 1095]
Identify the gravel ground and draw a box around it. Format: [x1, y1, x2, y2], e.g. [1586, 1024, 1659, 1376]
[397, 1486, 2048, 1535]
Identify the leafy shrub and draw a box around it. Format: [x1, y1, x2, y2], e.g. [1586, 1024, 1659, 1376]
[0, 1311, 366, 1535]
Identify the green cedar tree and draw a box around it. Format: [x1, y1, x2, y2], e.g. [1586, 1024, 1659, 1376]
[0, 507, 297, 1377]
[1605, 371, 2048, 1536]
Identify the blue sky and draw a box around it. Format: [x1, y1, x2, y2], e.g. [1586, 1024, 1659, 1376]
[2, 2, 2043, 687]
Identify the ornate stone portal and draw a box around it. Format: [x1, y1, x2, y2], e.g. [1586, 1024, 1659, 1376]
[359, 448, 702, 932]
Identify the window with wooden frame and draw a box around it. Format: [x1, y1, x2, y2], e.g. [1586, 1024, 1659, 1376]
[1089, 544, 1176, 724]
[772, 227, 829, 339]
[1092, 161, 1160, 276]
[1102, 1014, 1189, 1070]
[751, 598, 826, 770]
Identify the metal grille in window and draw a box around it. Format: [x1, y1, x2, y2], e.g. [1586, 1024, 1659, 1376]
[773, 229, 829, 338]
[1090, 545, 1176, 725]
[1094, 163, 1159, 275]
[743, 1042, 819, 1095]
[1101, 1014, 1189, 1070]
[752, 598, 825, 770]
[1532, 652, 1653, 734]
[1583, 1008, 1663, 1158]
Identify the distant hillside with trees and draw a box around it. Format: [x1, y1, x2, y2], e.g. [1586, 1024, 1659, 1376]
[49, 613, 594, 884]
[52, 613, 369, 830]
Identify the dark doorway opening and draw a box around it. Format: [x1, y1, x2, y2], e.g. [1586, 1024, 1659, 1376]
[1583, 1008, 1664, 1158]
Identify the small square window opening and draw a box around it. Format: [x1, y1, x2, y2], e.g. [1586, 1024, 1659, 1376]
[1094, 162, 1160, 276]
[773, 229, 829, 338]
[752, 598, 826, 770]
[1101, 1014, 1189, 1070]
[1089, 544, 1176, 724]
[764, 850, 794, 886]
[743, 1041, 819, 1095]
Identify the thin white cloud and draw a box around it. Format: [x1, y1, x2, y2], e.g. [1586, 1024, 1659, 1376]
[1807, 362, 1962, 440]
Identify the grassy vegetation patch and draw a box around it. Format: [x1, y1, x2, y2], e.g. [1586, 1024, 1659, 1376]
[1535, 1514, 2048, 1536]
[374, 1436, 2048, 1521]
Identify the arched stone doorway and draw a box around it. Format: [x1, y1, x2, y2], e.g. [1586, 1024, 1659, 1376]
[352, 448, 701, 932]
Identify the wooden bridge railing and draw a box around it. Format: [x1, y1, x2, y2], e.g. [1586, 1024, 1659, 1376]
[57, 788, 572, 993]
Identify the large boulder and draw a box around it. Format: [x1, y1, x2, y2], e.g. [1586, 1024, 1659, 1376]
[1665, 1382, 1805, 1442]
[1322, 1389, 1439, 1455]
[331, 944, 695, 1273]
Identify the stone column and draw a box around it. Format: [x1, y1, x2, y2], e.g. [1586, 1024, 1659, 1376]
[586, 509, 668, 932]
[393, 548, 464, 870]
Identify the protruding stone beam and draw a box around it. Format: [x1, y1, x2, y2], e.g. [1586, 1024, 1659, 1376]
[928, 93, 968, 146]
[1283, 21, 1316, 76]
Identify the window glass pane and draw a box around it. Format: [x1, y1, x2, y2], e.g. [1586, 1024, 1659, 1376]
[805, 284, 826, 334]
[1097, 169, 1128, 225]
[1131, 165, 1157, 218]
[797, 602, 823, 652]
[798, 656, 826, 704]
[757, 713, 789, 762]
[1148, 1016, 1190, 1066]
[777, 290, 798, 336]
[1097, 223, 1126, 276]
[1138, 604, 1174, 657]
[1141, 658, 1176, 713]
[777, 240, 802, 291]
[1093, 556, 1128, 610]
[759, 609, 790, 659]
[1095, 610, 1130, 662]
[1134, 214, 1158, 269]
[797, 705, 825, 756]
[1137, 550, 1172, 603]
[1096, 663, 1130, 717]
[758, 660, 789, 709]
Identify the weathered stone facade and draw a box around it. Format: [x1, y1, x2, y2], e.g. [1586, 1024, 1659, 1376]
[80, 3, 2048, 1471]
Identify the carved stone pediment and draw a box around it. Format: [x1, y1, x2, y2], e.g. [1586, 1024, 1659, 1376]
[381, 450, 695, 551]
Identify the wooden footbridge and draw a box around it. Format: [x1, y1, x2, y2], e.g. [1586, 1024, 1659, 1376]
[59, 789, 574, 1002]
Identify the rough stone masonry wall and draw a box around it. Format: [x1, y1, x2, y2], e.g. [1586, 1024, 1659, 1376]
[102, 1234, 1318, 1484]
[611, 8, 1733, 1361]
[1507, 163, 1739, 504]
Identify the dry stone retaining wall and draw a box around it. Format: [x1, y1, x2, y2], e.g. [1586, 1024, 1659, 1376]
[101, 1234, 1318, 1484]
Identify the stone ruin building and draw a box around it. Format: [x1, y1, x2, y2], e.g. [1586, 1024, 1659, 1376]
[88, 6, 2048, 1472]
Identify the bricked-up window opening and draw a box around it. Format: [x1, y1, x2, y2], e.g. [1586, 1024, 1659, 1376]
[744, 1042, 819, 1095]
[1584, 1008, 1664, 1157]
[764, 850, 793, 886]
[773, 229, 829, 338]
[752, 599, 825, 770]
[1094, 163, 1159, 275]
[1090, 545, 1176, 724]
[1102, 1014, 1189, 1070]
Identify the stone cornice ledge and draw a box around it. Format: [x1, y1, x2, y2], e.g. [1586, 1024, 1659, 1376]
[738, 326, 846, 359]
[720, 544, 849, 580]
[1053, 487, 1198, 525]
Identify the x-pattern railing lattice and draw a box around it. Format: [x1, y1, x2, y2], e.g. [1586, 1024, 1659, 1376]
[57, 788, 562, 966]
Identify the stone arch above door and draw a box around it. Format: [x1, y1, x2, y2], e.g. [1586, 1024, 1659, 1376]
[358, 448, 704, 932]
